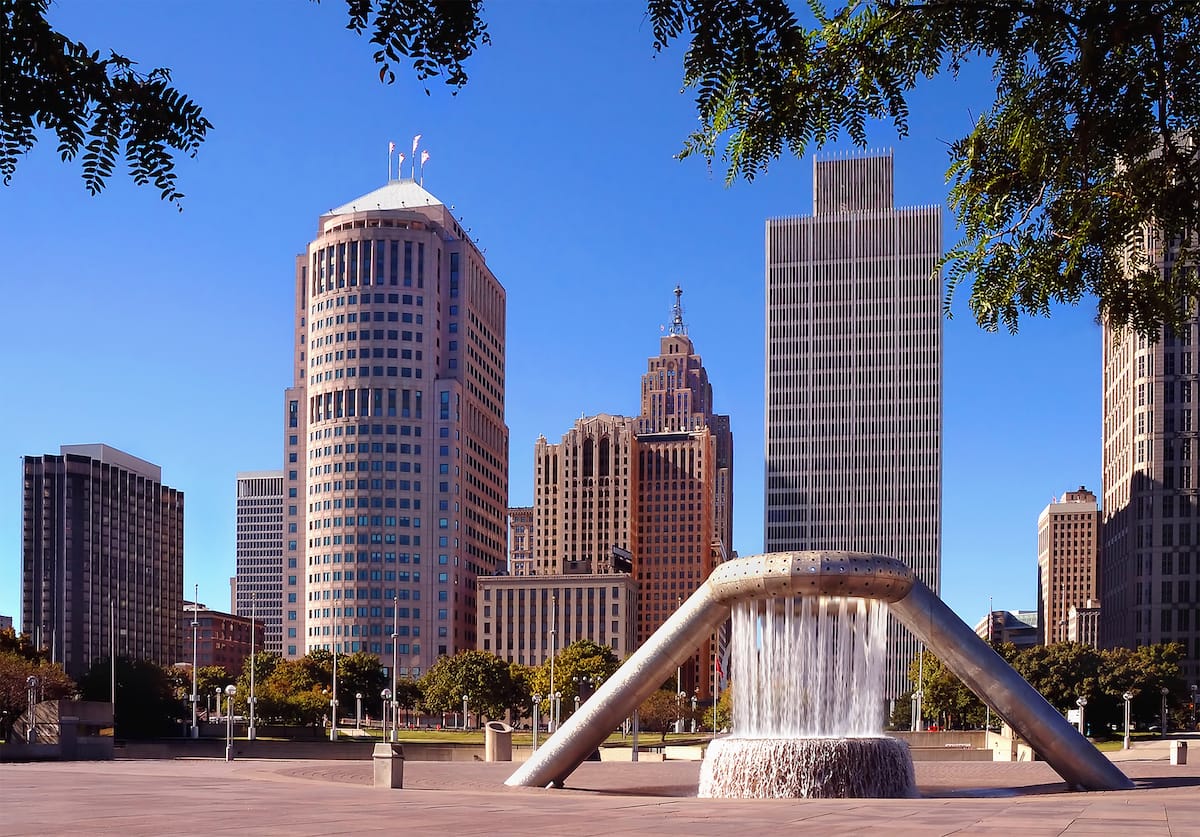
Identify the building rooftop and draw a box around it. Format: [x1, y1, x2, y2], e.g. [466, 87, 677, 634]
[326, 179, 443, 215]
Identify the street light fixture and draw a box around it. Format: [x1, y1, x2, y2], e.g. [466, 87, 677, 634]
[190, 585, 199, 739]
[381, 689, 391, 736]
[552, 691, 562, 732]
[224, 684, 237, 762]
[691, 694, 698, 733]
[214, 687, 223, 723]
[356, 692, 364, 730]
[1076, 696, 1088, 736]
[248, 591, 258, 741]
[1123, 691, 1134, 750]
[1161, 687, 1170, 736]
[391, 593, 399, 742]
[531, 693, 542, 751]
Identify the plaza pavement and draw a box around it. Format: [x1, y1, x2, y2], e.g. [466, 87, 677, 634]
[1, 738, 1199, 836]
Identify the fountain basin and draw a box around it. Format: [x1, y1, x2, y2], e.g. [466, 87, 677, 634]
[698, 736, 916, 799]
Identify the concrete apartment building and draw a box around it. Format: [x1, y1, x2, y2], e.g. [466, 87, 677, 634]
[764, 153, 942, 702]
[477, 573, 638, 666]
[181, 601, 266, 676]
[21, 444, 184, 679]
[234, 471, 284, 655]
[507, 507, 533, 576]
[1102, 271, 1200, 684]
[1037, 487, 1101, 645]
[284, 177, 508, 677]
[520, 289, 732, 697]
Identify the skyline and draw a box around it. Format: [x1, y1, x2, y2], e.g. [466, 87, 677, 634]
[0, 2, 1101, 632]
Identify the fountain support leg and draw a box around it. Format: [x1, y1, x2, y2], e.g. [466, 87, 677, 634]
[890, 579, 1133, 791]
[505, 551, 1133, 793]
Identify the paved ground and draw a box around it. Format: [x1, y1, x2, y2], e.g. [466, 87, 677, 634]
[2, 739, 1199, 835]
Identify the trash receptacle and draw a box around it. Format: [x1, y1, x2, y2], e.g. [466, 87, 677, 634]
[484, 720, 513, 762]
[1170, 740, 1188, 765]
[373, 741, 404, 788]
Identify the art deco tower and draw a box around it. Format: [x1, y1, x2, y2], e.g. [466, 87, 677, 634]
[283, 178, 508, 677]
[764, 153, 942, 702]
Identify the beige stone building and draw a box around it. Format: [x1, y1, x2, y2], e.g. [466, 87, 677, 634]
[1067, 600, 1101, 648]
[283, 178, 508, 676]
[477, 573, 638, 666]
[1038, 487, 1101, 645]
[507, 507, 534, 576]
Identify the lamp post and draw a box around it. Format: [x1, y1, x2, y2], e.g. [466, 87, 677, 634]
[549, 594, 557, 731]
[356, 692, 363, 730]
[224, 684, 236, 762]
[911, 690, 923, 733]
[1123, 691, 1134, 749]
[391, 593, 399, 742]
[1076, 696, 1088, 736]
[531, 693, 542, 751]
[460, 694, 468, 731]
[691, 694, 698, 733]
[381, 689, 391, 736]
[248, 591, 257, 741]
[330, 636, 339, 742]
[190, 584, 199, 739]
[1161, 687, 1169, 736]
[552, 691, 562, 732]
[25, 676, 39, 743]
[214, 687, 223, 723]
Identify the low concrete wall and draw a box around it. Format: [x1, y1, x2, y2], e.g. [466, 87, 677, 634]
[119, 739, 503, 762]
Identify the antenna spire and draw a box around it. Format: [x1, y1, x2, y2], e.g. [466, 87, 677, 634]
[668, 285, 687, 336]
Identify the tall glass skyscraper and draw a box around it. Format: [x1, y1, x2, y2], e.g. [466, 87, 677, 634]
[764, 153, 942, 702]
[283, 178, 508, 677]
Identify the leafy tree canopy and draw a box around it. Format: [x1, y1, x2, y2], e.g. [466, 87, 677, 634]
[526, 639, 621, 720]
[78, 657, 183, 738]
[0, 651, 74, 736]
[418, 649, 520, 719]
[10, 1, 1200, 334]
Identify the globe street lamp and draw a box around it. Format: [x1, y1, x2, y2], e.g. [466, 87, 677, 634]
[25, 676, 39, 743]
[381, 689, 392, 736]
[1076, 696, 1088, 736]
[1161, 687, 1170, 736]
[532, 693, 542, 751]
[214, 687, 223, 723]
[691, 694, 698, 733]
[224, 684, 237, 762]
[1123, 691, 1135, 749]
[552, 691, 562, 732]
[248, 591, 258, 741]
[391, 593, 399, 742]
[356, 692, 364, 730]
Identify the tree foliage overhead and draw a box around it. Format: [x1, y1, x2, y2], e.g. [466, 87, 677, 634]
[2, 0, 211, 207]
[11, 1, 1200, 334]
[654, 0, 1200, 336]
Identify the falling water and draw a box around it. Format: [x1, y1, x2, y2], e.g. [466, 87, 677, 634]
[698, 594, 915, 798]
[731, 595, 888, 738]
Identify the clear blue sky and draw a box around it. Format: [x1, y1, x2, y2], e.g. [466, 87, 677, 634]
[0, 2, 1100, 629]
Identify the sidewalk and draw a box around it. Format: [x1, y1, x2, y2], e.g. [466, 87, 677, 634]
[1, 749, 1199, 836]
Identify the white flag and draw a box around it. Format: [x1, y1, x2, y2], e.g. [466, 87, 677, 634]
[412, 134, 421, 155]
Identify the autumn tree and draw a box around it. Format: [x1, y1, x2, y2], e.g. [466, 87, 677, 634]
[636, 689, 688, 743]
[0, 650, 74, 739]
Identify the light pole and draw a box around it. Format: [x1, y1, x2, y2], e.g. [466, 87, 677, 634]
[214, 687, 223, 723]
[25, 676, 39, 743]
[1161, 687, 1169, 736]
[330, 636, 339, 742]
[391, 593, 399, 742]
[912, 690, 923, 733]
[549, 594, 557, 731]
[531, 693, 542, 751]
[356, 692, 363, 730]
[1076, 696, 1088, 736]
[1123, 691, 1134, 749]
[248, 591, 258, 741]
[381, 689, 391, 736]
[190, 584, 199, 739]
[553, 691, 562, 732]
[691, 694, 698, 733]
[224, 684, 236, 761]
